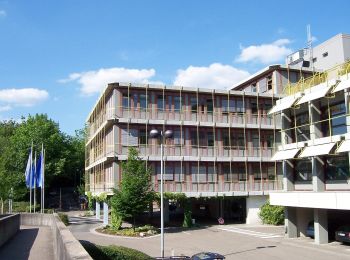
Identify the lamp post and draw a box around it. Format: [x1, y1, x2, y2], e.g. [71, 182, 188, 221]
[149, 129, 173, 258]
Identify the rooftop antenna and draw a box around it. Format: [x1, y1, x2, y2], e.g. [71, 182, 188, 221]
[307, 24, 314, 71]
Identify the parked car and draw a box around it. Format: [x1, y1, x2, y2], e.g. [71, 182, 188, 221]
[154, 256, 191, 260]
[191, 252, 225, 260]
[306, 221, 314, 238]
[335, 225, 350, 243]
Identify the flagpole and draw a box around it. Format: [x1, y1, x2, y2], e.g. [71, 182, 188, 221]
[30, 142, 33, 213]
[41, 144, 44, 213]
[43, 148, 45, 213]
[34, 151, 36, 213]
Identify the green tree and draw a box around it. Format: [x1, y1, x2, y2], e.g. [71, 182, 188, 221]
[259, 200, 284, 225]
[110, 148, 153, 230]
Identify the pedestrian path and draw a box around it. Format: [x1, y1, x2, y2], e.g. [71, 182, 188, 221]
[217, 226, 283, 239]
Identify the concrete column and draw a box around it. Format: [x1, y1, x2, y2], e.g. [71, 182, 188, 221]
[103, 202, 109, 226]
[281, 111, 293, 144]
[285, 207, 298, 238]
[314, 208, 328, 244]
[309, 101, 322, 139]
[246, 195, 268, 224]
[283, 160, 294, 191]
[312, 157, 325, 192]
[296, 208, 313, 237]
[96, 201, 100, 220]
[164, 199, 169, 224]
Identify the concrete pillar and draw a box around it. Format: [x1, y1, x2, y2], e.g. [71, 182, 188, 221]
[312, 157, 325, 192]
[281, 111, 293, 144]
[164, 199, 169, 224]
[285, 207, 298, 238]
[314, 208, 328, 244]
[310, 101, 322, 139]
[296, 208, 313, 237]
[246, 195, 268, 224]
[95, 201, 100, 220]
[103, 202, 109, 226]
[283, 160, 294, 191]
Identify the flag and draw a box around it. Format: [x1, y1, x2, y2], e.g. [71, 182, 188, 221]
[25, 147, 33, 188]
[36, 147, 44, 188]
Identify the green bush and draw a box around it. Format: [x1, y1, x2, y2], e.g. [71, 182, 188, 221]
[110, 208, 122, 230]
[183, 201, 192, 228]
[259, 200, 284, 225]
[58, 213, 69, 226]
[81, 241, 152, 260]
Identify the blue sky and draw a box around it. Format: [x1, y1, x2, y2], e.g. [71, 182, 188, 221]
[0, 0, 349, 134]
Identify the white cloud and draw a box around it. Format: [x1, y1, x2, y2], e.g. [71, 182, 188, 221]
[0, 105, 11, 112]
[236, 39, 292, 64]
[0, 10, 6, 17]
[173, 63, 250, 90]
[59, 67, 160, 95]
[0, 88, 49, 107]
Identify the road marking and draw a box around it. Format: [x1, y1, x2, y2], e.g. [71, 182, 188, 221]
[218, 226, 283, 239]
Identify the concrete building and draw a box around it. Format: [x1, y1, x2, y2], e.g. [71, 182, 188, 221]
[269, 58, 350, 243]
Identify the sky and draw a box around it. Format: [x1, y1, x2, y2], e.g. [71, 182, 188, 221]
[0, 0, 349, 134]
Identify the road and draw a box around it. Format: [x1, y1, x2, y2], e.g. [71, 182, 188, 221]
[69, 215, 350, 260]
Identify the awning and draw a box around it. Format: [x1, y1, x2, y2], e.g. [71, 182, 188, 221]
[336, 140, 350, 153]
[295, 83, 333, 105]
[268, 95, 299, 115]
[271, 148, 300, 161]
[332, 77, 350, 93]
[299, 142, 336, 158]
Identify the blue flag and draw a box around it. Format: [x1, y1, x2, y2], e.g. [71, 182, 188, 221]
[25, 147, 33, 188]
[36, 148, 44, 188]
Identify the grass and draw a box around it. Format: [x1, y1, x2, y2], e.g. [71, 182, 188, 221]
[80, 240, 152, 260]
[96, 225, 158, 237]
[58, 213, 69, 226]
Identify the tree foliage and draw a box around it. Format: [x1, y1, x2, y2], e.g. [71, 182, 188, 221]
[0, 114, 85, 201]
[110, 148, 153, 229]
[259, 200, 285, 225]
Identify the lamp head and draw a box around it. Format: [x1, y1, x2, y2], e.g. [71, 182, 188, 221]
[149, 129, 160, 138]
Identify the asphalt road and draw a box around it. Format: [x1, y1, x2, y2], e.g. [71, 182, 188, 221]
[68, 215, 350, 260]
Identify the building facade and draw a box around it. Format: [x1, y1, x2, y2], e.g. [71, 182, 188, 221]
[269, 59, 350, 244]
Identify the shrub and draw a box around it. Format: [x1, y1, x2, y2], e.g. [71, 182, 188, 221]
[183, 200, 192, 228]
[259, 200, 284, 225]
[81, 240, 152, 260]
[110, 208, 122, 230]
[58, 213, 69, 226]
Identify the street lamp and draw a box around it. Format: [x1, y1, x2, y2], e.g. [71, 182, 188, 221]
[149, 129, 173, 258]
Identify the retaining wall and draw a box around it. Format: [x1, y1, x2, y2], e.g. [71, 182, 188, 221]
[0, 214, 20, 247]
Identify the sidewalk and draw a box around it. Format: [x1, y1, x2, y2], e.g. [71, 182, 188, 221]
[0, 226, 54, 260]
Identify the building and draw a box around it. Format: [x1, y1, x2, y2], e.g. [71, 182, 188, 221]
[85, 81, 286, 224]
[269, 58, 350, 243]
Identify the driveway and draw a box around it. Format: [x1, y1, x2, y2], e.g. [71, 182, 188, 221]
[68, 215, 350, 260]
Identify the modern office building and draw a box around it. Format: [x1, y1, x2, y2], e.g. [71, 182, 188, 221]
[269, 59, 350, 243]
[84, 62, 312, 224]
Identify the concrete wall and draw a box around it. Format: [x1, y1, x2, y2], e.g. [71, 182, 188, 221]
[5, 213, 91, 260]
[0, 214, 20, 247]
[246, 195, 268, 224]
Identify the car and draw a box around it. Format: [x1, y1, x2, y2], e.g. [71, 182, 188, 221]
[154, 256, 191, 260]
[191, 252, 225, 260]
[306, 221, 314, 238]
[335, 225, 350, 243]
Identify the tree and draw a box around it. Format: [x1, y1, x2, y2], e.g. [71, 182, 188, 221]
[110, 148, 153, 230]
[259, 200, 284, 225]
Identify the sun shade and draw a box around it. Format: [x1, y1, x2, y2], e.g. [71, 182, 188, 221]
[268, 95, 299, 115]
[299, 143, 336, 158]
[271, 148, 300, 161]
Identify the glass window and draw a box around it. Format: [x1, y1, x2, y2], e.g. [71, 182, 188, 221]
[326, 154, 350, 181]
[191, 130, 198, 146]
[253, 165, 261, 180]
[252, 83, 257, 92]
[174, 96, 181, 112]
[237, 100, 245, 113]
[251, 102, 258, 114]
[157, 95, 164, 111]
[222, 99, 228, 113]
[133, 93, 138, 109]
[222, 130, 230, 147]
[207, 99, 213, 113]
[295, 159, 312, 181]
[295, 112, 310, 141]
[207, 132, 214, 147]
[267, 75, 273, 90]
[252, 134, 259, 148]
[238, 167, 246, 181]
[191, 165, 198, 182]
[168, 96, 172, 111]
[207, 165, 215, 182]
[229, 99, 236, 113]
[237, 133, 245, 148]
[122, 93, 129, 109]
[174, 130, 183, 145]
[174, 165, 183, 182]
[322, 102, 346, 136]
[191, 97, 197, 113]
[139, 129, 147, 145]
[140, 94, 147, 109]
[223, 164, 231, 181]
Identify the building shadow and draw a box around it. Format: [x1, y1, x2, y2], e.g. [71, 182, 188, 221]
[0, 227, 39, 260]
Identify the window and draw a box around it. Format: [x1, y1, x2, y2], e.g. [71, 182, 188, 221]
[237, 167, 246, 181]
[157, 95, 164, 111]
[132, 93, 138, 109]
[207, 132, 214, 147]
[267, 75, 273, 91]
[295, 159, 312, 182]
[222, 130, 230, 147]
[121, 128, 138, 146]
[322, 102, 347, 136]
[236, 100, 245, 113]
[140, 94, 147, 110]
[139, 129, 147, 145]
[173, 130, 183, 145]
[322, 52, 328, 57]
[252, 134, 259, 148]
[325, 154, 349, 181]
[190, 97, 197, 113]
[174, 96, 181, 112]
[168, 96, 172, 111]
[253, 165, 261, 180]
[295, 112, 310, 141]
[207, 99, 213, 113]
[237, 133, 245, 148]
[266, 134, 274, 148]
[191, 130, 198, 146]
[251, 102, 258, 114]
[222, 99, 228, 113]
[267, 165, 275, 180]
[223, 164, 231, 181]
[174, 165, 183, 182]
[122, 93, 129, 109]
[207, 165, 215, 182]
[252, 83, 257, 92]
[312, 57, 317, 63]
